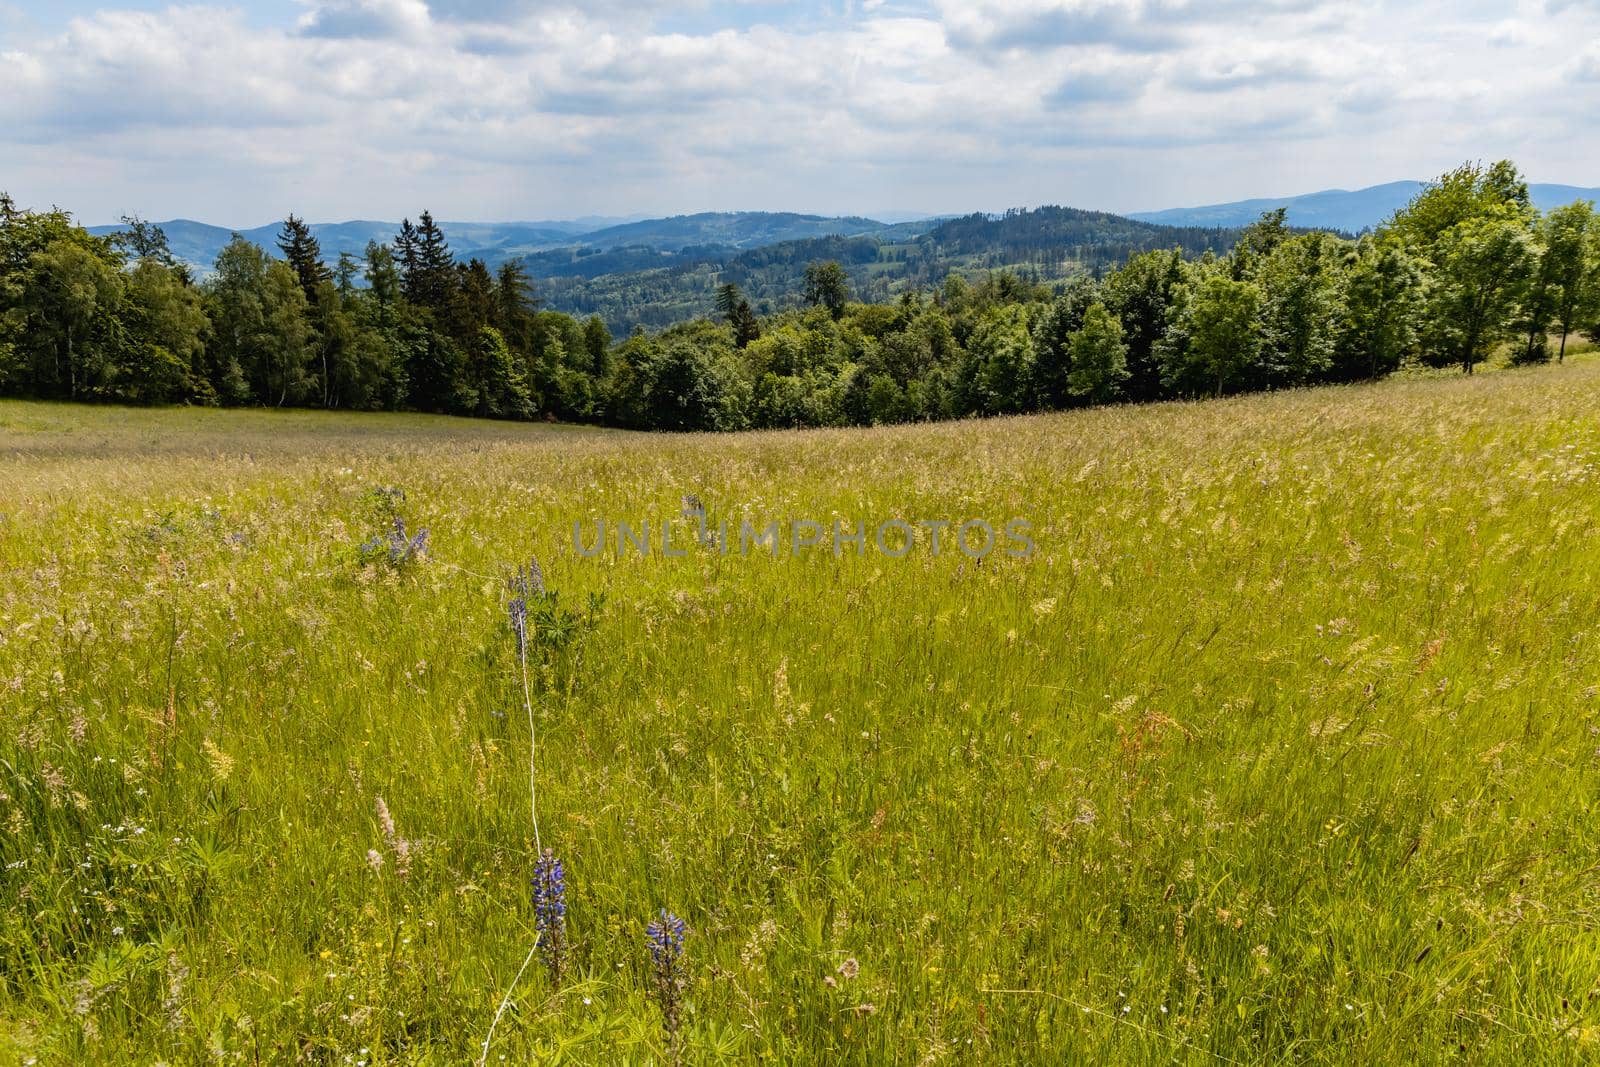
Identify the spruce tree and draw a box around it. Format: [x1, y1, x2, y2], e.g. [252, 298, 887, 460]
[277, 215, 332, 305]
[495, 260, 538, 351]
[395, 219, 420, 299]
[410, 211, 457, 312]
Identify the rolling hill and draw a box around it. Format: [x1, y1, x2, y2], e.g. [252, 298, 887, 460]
[529, 206, 1244, 331]
[81, 178, 1600, 334]
[572, 212, 895, 251]
[84, 212, 905, 273]
[84, 218, 607, 271]
[1130, 180, 1600, 232]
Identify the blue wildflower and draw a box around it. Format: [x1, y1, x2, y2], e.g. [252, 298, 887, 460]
[505, 559, 546, 658]
[532, 849, 569, 983]
[381, 517, 429, 565]
[507, 557, 545, 599]
[646, 909, 688, 1045]
[507, 596, 528, 659]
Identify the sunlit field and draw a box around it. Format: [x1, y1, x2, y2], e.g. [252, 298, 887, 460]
[3, 358, 1600, 1064]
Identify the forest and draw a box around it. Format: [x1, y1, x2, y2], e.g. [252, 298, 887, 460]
[525, 208, 1242, 330]
[1, 160, 1596, 432]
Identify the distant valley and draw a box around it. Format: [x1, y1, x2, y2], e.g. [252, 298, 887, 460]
[87, 178, 1598, 332]
[90, 208, 1236, 331]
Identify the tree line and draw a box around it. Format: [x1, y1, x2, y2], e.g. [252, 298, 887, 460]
[1, 160, 1596, 430]
[529, 208, 1242, 332]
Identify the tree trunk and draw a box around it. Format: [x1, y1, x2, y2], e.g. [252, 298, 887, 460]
[1558, 328, 1569, 363]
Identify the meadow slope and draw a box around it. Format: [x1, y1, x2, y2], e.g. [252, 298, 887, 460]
[2, 361, 1599, 1063]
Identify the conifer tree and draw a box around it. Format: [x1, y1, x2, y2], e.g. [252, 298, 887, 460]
[277, 215, 332, 305]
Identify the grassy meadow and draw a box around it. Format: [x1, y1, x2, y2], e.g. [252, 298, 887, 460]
[2, 358, 1600, 1063]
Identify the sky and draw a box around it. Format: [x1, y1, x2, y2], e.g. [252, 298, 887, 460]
[1, 0, 1598, 226]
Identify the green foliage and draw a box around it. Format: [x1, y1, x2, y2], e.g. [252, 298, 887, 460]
[277, 215, 332, 305]
[1384, 160, 1540, 374]
[2, 160, 1596, 429]
[118, 261, 208, 404]
[1030, 277, 1101, 408]
[1159, 273, 1262, 397]
[960, 303, 1035, 414]
[1334, 237, 1423, 381]
[1252, 233, 1342, 387]
[802, 261, 851, 320]
[1535, 200, 1598, 362]
[1420, 212, 1535, 374]
[468, 326, 534, 420]
[19, 238, 125, 400]
[1383, 160, 1532, 251]
[1102, 248, 1185, 400]
[1065, 302, 1129, 403]
[109, 214, 180, 271]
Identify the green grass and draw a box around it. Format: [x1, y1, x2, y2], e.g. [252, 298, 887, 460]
[3, 358, 1600, 1063]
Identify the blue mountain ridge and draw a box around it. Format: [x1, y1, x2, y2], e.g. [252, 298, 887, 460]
[85, 212, 904, 272]
[1128, 182, 1600, 232]
[84, 181, 1600, 274]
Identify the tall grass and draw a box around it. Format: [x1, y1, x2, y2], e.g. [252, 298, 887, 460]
[1, 358, 1599, 1062]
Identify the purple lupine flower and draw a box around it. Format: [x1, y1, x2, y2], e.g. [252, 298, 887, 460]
[506, 595, 528, 659]
[505, 558, 545, 658]
[532, 849, 569, 983]
[381, 517, 429, 565]
[646, 909, 688, 1044]
[507, 557, 544, 599]
[387, 517, 409, 562]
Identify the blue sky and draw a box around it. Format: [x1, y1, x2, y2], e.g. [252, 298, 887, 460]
[2, 1, 1598, 225]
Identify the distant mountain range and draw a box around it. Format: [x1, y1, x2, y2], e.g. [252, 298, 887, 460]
[1129, 181, 1600, 232]
[82, 218, 592, 271]
[80, 180, 1596, 332]
[524, 207, 1242, 332]
[85, 212, 931, 272]
[88, 179, 1600, 279]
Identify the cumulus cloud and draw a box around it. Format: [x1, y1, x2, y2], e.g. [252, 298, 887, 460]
[0, 0, 1594, 223]
[299, 0, 433, 40]
[934, 0, 1339, 54]
[1574, 41, 1600, 81]
[1043, 63, 1149, 106]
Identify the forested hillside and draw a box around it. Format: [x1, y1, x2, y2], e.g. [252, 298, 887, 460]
[533, 207, 1242, 330]
[3, 161, 1596, 431]
[86, 208, 1238, 333]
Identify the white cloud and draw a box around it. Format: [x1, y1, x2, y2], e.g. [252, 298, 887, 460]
[1488, 18, 1536, 46]
[1573, 40, 1600, 80]
[299, 0, 433, 40]
[0, 0, 1595, 224]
